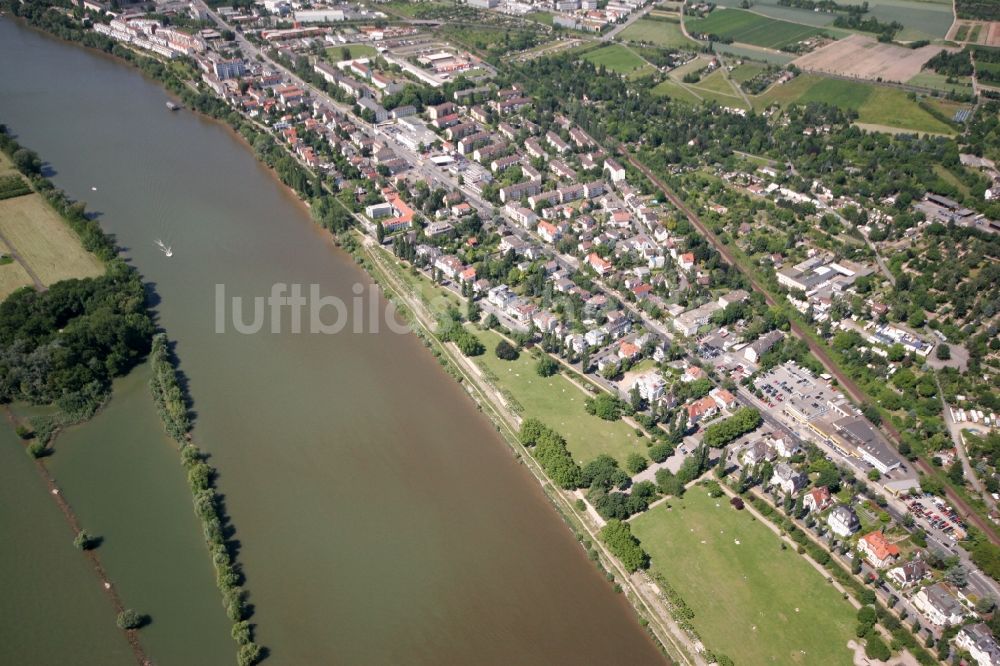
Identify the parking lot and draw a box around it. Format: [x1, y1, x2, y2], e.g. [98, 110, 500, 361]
[906, 494, 967, 542]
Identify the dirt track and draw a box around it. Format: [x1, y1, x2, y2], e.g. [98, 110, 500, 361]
[617, 145, 1000, 547]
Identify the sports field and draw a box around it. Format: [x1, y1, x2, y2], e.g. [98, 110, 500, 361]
[0, 193, 104, 288]
[618, 17, 695, 48]
[687, 8, 828, 50]
[471, 327, 647, 465]
[755, 75, 955, 135]
[581, 44, 649, 74]
[631, 490, 858, 666]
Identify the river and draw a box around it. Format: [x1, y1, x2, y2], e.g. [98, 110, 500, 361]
[0, 17, 665, 665]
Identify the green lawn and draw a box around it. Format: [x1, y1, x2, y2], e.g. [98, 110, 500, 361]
[472, 327, 646, 465]
[618, 18, 696, 48]
[326, 44, 377, 61]
[582, 44, 649, 73]
[687, 8, 829, 50]
[906, 71, 974, 94]
[631, 490, 858, 666]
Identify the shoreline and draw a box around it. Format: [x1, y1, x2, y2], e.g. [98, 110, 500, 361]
[0, 11, 697, 664]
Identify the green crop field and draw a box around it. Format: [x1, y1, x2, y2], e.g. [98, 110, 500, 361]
[631, 490, 858, 666]
[687, 8, 828, 50]
[711, 0, 952, 40]
[471, 327, 647, 465]
[651, 78, 704, 104]
[618, 18, 696, 48]
[581, 44, 649, 73]
[754, 75, 954, 135]
[730, 62, 768, 83]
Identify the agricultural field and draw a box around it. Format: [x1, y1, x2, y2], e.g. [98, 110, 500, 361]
[791, 34, 941, 84]
[754, 75, 955, 135]
[581, 44, 649, 74]
[617, 17, 696, 49]
[325, 44, 377, 61]
[651, 77, 703, 104]
[631, 490, 859, 666]
[0, 237, 34, 300]
[0, 193, 104, 288]
[730, 61, 768, 83]
[712, 0, 953, 40]
[471, 327, 647, 465]
[686, 8, 830, 50]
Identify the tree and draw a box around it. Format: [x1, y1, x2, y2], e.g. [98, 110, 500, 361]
[12, 148, 41, 176]
[655, 468, 685, 496]
[376, 221, 385, 244]
[495, 340, 519, 360]
[948, 460, 965, 485]
[237, 642, 263, 666]
[648, 442, 673, 463]
[586, 393, 624, 421]
[599, 519, 649, 572]
[625, 452, 648, 474]
[936, 343, 951, 360]
[864, 633, 891, 661]
[536, 356, 559, 377]
[73, 530, 97, 550]
[116, 609, 145, 630]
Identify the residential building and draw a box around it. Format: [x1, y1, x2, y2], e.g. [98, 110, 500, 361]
[803, 486, 832, 513]
[857, 531, 900, 569]
[955, 623, 1000, 666]
[631, 371, 666, 402]
[827, 505, 860, 537]
[913, 583, 966, 627]
[744, 330, 784, 364]
[770, 463, 806, 495]
[887, 560, 928, 588]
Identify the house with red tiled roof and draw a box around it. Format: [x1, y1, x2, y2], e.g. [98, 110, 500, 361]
[686, 395, 718, 426]
[586, 252, 612, 276]
[682, 365, 705, 382]
[803, 486, 832, 513]
[618, 341, 641, 360]
[858, 531, 901, 569]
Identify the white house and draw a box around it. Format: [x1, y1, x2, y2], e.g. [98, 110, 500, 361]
[770, 463, 806, 495]
[827, 505, 860, 537]
[913, 583, 965, 627]
[630, 370, 666, 402]
[955, 623, 1000, 666]
[887, 560, 927, 588]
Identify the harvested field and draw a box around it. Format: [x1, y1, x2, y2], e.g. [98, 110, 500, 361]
[989, 22, 1000, 47]
[0, 194, 104, 287]
[792, 33, 946, 83]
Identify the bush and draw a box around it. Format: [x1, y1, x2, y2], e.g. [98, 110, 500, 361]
[625, 452, 648, 474]
[536, 356, 559, 377]
[26, 441, 47, 459]
[599, 519, 649, 572]
[73, 530, 97, 550]
[495, 340, 519, 360]
[648, 442, 674, 463]
[116, 609, 144, 630]
[237, 642, 263, 666]
[865, 632, 891, 661]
